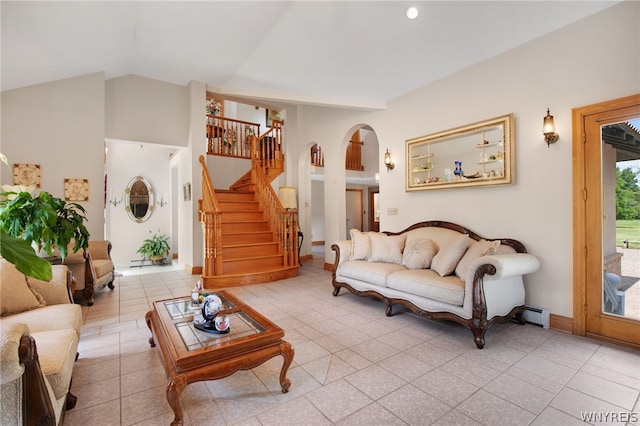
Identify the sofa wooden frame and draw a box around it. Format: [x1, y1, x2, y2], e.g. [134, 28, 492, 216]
[331, 220, 529, 349]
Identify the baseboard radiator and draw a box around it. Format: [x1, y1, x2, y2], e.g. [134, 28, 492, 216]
[522, 305, 550, 329]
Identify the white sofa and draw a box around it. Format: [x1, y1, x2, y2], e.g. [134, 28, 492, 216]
[0, 259, 82, 425]
[331, 221, 540, 348]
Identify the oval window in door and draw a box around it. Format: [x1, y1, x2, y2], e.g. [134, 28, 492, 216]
[125, 176, 154, 223]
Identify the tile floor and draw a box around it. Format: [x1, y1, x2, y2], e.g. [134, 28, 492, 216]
[64, 254, 640, 425]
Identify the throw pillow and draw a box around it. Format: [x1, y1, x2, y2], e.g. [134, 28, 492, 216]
[26, 265, 71, 306]
[454, 239, 501, 280]
[403, 238, 438, 269]
[350, 229, 372, 260]
[431, 233, 469, 277]
[0, 259, 47, 316]
[369, 233, 406, 264]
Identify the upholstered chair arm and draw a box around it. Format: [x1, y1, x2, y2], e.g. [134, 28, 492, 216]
[88, 240, 112, 261]
[468, 253, 540, 282]
[1, 323, 30, 385]
[331, 240, 352, 265]
[25, 265, 73, 305]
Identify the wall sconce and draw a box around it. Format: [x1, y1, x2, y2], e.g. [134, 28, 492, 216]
[157, 194, 168, 207]
[543, 108, 559, 147]
[384, 149, 395, 172]
[108, 191, 122, 207]
[278, 186, 297, 210]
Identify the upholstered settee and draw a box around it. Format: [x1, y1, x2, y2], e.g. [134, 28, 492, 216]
[63, 240, 115, 306]
[0, 259, 82, 425]
[331, 221, 540, 349]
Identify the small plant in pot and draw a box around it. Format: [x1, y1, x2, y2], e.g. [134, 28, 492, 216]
[137, 233, 170, 264]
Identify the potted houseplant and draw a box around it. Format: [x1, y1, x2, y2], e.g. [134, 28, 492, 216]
[136, 233, 170, 264]
[0, 189, 90, 264]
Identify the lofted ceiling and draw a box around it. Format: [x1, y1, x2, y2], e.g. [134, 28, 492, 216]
[1, 1, 621, 110]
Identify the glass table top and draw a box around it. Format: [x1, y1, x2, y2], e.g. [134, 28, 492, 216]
[161, 294, 266, 351]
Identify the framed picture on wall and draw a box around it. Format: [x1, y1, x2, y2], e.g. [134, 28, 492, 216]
[13, 163, 41, 187]
[266, 109, 280, 128]
[64, 178, 89, 201]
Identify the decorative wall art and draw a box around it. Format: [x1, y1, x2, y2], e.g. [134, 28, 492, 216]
[265, 109, 281, 128]
[13, 163, 41, 187]
[405, 114, 514, 191]
[64, 178, 89, 201]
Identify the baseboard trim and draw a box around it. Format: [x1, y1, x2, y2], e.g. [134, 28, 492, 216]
[300, 254, 313, 261]
[312, 241, 325, 246]
[189, 266, 203, 275]
[324, 262, 333, 272]
[550, 314, 573, 333]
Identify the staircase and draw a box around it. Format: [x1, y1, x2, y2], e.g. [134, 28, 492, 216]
[198, 119, 298, 288]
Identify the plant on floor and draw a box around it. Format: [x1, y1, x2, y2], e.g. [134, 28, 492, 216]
[137, 232, 170, 263]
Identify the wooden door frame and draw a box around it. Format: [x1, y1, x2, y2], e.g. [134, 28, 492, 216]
[572, 93, 640, 341]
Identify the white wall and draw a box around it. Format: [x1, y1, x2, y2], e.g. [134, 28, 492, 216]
[291, 1, 640, 318]
[1, 72, 106, 240]
[105, 141, 174, 266]
[105, 75, 189, 146]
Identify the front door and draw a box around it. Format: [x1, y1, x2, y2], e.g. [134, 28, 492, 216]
[574, 94, 640, 347]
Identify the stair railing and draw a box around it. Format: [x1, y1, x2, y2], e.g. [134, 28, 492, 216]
[206, 116, 260, 158]
[250, 154, 298, 267]
[252, 119, 284, 177]
[198, 155, 223, 276]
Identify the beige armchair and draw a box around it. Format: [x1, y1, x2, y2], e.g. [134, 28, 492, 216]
[0, 260, 81, 425]
[63, 240, 115, 306]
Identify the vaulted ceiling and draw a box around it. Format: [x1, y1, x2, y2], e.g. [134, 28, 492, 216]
[1, 1, 621, 109]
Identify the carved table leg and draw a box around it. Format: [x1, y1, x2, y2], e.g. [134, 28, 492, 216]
[145, 311, 155, 347]
[279, 341, 294, 393]
[166, 374, 188, 426]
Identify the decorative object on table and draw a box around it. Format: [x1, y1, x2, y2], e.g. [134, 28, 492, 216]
[193, 294, 230, 333]
[136, 232, 170, 264]
[64, 178, 89, 201]
[13, 163, 41, 187]
[0, 189, 89, 264]
[190, 280, 204, 309]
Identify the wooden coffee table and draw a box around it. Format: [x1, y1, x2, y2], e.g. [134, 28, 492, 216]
[145, 291, 294, 426]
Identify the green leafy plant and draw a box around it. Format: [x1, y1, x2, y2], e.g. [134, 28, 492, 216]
[0, 190, 90, 263]
[136, 233, 170, 260]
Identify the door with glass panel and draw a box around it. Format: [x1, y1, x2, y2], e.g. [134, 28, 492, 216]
[579, 96, 640, 346]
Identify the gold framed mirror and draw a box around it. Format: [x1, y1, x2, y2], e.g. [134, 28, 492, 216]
[125, 176, 154, 223]
[406, 114, 514, 191]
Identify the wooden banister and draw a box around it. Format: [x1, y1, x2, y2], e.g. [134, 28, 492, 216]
[206, 115, 260, 158]
[199, 155, 223, 276]
[251, 160, 298, 267]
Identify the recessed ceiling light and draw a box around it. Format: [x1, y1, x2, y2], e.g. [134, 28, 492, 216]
[405, 6, 419, 20]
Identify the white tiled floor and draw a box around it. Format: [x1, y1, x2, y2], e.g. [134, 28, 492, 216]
[63, 254, 640, 425]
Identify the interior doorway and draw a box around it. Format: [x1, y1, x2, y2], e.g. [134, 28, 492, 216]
[573, 94, 640, 348]
[346, 188, 363, 232]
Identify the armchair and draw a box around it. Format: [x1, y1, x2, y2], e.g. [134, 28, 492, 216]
[63, 240, 115, 306]
[0, 260, 81, 425]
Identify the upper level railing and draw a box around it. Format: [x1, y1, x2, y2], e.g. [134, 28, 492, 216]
[206, 116, 260, 158]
